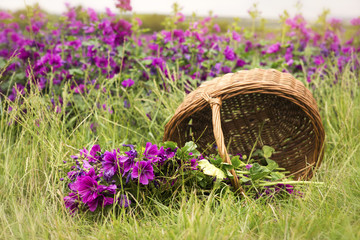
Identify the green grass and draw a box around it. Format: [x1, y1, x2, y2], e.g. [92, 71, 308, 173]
[0, 62, 359, 239]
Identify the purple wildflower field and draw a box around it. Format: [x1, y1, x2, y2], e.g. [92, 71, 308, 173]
[1, 2, 359, 112]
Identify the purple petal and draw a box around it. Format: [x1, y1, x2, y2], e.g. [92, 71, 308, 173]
[87, 198, 99, 212]
[145, 171, 154, 181]
[119, 195, 131, 208]
[103, 197, 114, 206]
[90, 145, 101, 155]
[131, 166, 139, 178]
[139, 174, 149, 185]
[98, 184, 117, 194]
[83, 160, 92, 169]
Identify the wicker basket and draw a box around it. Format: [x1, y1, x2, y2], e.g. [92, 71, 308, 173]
[163, 68, 325, 190]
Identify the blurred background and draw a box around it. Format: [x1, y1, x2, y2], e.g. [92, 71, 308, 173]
[1, 0, 359, 20]
[1, 0, 359, 33]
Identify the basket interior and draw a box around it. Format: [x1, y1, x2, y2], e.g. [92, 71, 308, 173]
[172, 93, 316, 175]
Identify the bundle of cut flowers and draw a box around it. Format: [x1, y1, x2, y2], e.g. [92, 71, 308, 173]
[62, 141, 321, 214]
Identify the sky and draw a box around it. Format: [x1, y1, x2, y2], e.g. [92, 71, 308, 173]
[0, 0, 359, 20]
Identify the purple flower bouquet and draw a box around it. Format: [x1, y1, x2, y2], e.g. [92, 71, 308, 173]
[62, 142, 317, 215]
[62, 141, 203, 214]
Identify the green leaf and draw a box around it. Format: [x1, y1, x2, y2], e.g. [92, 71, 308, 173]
[141, 59, 153, 65]
[226, 170, 234, 177]
[262, 146, 275, 159]
[198, 160, 226, 180]
[270, 172, 285, 181]
[199, 180, 207, 188]
[210, 155, 222, 166]
[240, 176, 251, 183]
[231, 156, 242, 168]
[69, 69, 84, 76]
[221, 162, 234, 171]
[249, 163, 271, 180]
[183, 141, 197, 153]
[14, 72, 26, 81]
[163, 141, 177, 150]
[196, 174, 204, 181]
[66, 35, 78, 41]
[266, 159, 278, 171]
[252, 149, 263, 157]
[176, 141, 199, 159]
[82, 39, 98, 46]
[0, 57, 6, 68]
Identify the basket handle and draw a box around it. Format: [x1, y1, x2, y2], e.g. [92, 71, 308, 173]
[202, 93, 243, 192]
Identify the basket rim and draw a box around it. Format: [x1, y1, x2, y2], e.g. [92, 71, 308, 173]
[164, 69, 323, 141]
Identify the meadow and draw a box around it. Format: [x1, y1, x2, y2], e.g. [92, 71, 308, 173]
[0, 3, 360, 239]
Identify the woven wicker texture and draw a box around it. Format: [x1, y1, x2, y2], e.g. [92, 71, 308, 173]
[163, 68, 325, 181]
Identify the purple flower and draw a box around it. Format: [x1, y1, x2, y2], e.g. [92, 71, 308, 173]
[143, 142, 160, 162]
[135, 17, 142, 26]
[236, 59, 246, 68]
[102, 150, 120, 181]
[123, 144, 137, 158]
[64, 192, 80, 214]
[90, 123, 98, 133]
[274, 184, 295, 195]
[223, 46, 236, 61]
[86, 45, 97, 58]
[67, 171, 81, 181]
[350, 17, 360, 26]
[67, 39, 82, 50]
[80, 145, 101, 162]
[48, 54, 63, 69]
[246, 164, 252, 170]
[131, 161, 154, 185]
[121, 78, 135, 88]
[189, 158, 198, 170]
[95, 56, 109, 68]
[176, 12, 185, 23]
[119, 194, 131, 207]
[245, 40, 252, 52]
[87, 195, 114, 212]
[232, 31, 241, 42]
[146, 113, 152, 120]
[115, 0, 132, 11]
[8, 83, 25, 101]
[87, 8, 98, 22]
[84, 168, 97, 179]
[106, 7, 116, 17]
[151, 57, 165, 71]
[314, 55, 325, 66]
[285, 184, 294, 194]
[266, 42, 281, 54]
[213, 23, 221, 32]
[157, 146, 176, 164]
[74, 175, 116, 211]
[210, 62, 222, 77]
[83, 160, 92, 169]
[75, 176, 99, 203]
[117, 145, 137, 173]
[97, 184, 117, 194]
[84, 25, 95, 33]
[287, 59, 294, 66]
[221, 66, 232, 73]
[124, 99, 131, 108]
[0, 11, 13, 20]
